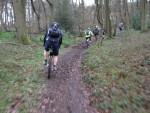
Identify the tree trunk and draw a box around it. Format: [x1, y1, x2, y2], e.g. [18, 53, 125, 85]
[78, 0, 85, 33]
[95, 0, 103, 27]
[81, 0, 85, 30]
[149, 1, 150, 21]
[122, 0, 130, 29]
[0, 0, 4, 31]
[118, 0, 123, 22]
[0, 0, 7, 31]
[30, 0, 41, 32]
[104, 0, 112, 38]
[41, 0, 47, 30]
[46, 0, 54, 23]
[140, 0, 148, 32]
[12, 0, 31, 44]
[4, 1, 9, 31]
[136, 0, 140, 9]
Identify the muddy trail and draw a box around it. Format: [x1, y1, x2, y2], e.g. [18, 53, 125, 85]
[35, 42, 99, 113]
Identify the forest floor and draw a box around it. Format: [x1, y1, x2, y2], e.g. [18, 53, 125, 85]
[0, 30, 150, 113]
[33, 41, 99, 113]
[0, 32, 86, 113]
[33, 30, 150, 113]
[82, 30, 150, 113]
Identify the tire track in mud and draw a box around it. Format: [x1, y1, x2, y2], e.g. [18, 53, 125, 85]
[36, 43, 99, 113]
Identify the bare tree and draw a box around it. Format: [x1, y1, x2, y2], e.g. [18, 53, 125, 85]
[104, 0, 112, 38]
[77, 0, 85, 35]
[95, 0, 103, 27]
[0, 0, 8, 31]
[46, 0, 54, 22]
[118, 0, 123, 22]
[12, 0, 31, 44]
[30, 0, 41, 32]
[140, 0, 148, 32]
[122, 0, 130, 29]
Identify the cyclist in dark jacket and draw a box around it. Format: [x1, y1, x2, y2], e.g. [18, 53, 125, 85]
[43, 22, 62, 70]
[93, 25, 100, 41]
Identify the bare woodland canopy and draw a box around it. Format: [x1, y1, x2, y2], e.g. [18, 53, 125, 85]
[0, 0, 149, 44]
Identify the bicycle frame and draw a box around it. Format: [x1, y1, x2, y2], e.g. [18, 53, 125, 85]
[47, 54, 56, 79]
[47, 55, 52, 79]
[86, 38, 90, 48]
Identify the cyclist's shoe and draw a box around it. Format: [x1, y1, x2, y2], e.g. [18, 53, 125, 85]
[43, 60, 49, 67]
[53, 65, 57, 71]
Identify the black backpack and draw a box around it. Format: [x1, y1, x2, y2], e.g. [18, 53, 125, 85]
[86, 31, 90, 35]
[48, 24, 60, 38]
[93, 28, 99, 35]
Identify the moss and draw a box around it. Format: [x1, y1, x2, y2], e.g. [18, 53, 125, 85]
[20, 34, 31, 45]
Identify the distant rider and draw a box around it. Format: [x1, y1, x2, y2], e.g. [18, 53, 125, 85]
[85, 27, 93, 42]
[93, 25, 100, 41]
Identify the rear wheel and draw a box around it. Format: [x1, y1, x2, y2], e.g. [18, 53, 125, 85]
[86, 39, 90, 48]
[47, 60, 51, 79]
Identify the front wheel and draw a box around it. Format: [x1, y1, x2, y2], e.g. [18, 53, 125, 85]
[86, 39, 90, 48]
[86, 41, 89, 48]
[47, 60, 51, 79]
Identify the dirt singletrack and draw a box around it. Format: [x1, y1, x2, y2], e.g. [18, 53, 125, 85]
[35, 42, 100, 113]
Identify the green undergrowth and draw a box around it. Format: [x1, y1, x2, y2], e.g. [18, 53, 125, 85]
[83, 30, 150, 113]
[62, 32, 75, 48]
[0, 34, 43, 113]
[0, 31, 81, 113]
[0, 32, 16, 42]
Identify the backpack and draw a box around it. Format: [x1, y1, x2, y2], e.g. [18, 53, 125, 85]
[93, 28, 99, 35]
[86, 31, 90, 36]
[48, 25, 60, 38]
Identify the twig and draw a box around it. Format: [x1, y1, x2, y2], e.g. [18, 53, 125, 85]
[0, 42, 22, 46]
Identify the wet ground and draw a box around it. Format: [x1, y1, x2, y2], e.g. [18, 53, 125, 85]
[35, 42, 100, 113]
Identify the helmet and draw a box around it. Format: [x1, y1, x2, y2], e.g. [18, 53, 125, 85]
[95, 25, 98, 28]
[50, 22, 59, 29]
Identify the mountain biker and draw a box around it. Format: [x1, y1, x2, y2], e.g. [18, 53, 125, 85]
[85, 27, 93, 42]
[43, 22, 62, 70]
[119, 22, 124, 31]
[93, 25, 100, 41]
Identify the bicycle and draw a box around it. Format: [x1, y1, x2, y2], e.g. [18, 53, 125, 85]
[47, 55, 52, 79]
[45, 54, 56, 79]
[85, 37, 91, 48]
